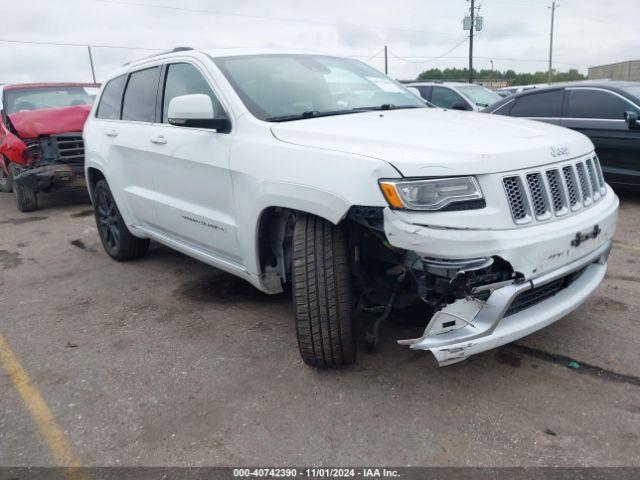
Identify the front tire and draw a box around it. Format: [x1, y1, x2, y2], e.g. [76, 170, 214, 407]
[93, 179, 149, 261]
[9, 164, 37, 211]
[292, 214, 356, 368]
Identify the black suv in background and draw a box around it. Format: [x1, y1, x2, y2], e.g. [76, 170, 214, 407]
[483, 82, 640, 190]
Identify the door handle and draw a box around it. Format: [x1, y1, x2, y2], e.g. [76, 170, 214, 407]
[150, 135, 167, 145]
[104, 129, 118, 137]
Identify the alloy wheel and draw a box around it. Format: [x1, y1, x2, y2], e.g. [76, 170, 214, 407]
[96, 190, 120, 251]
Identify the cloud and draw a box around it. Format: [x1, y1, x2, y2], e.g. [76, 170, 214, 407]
[0, 0, 636, 83]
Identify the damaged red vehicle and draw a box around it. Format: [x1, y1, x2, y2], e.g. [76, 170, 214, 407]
[0, 83, 99, 211]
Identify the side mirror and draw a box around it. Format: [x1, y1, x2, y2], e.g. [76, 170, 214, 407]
[624, 111, 640, 130]
[168, 94, 230, 131]
[451, 101, 469, 111]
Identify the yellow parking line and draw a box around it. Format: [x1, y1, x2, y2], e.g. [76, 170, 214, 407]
[0, 333, 88, 480]
[615, 241, 640, 253]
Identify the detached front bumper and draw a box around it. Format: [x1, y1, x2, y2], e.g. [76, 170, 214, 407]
[398, 241, 610, 365]
[385, 188, 619, 366]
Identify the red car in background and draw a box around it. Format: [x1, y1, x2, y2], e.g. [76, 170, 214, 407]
[0, 83, 99, 211]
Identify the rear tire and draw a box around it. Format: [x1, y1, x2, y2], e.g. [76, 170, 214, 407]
[9, 164, 37, 211]
[292, 214, 356, 368]
[93, 179, 149, 261]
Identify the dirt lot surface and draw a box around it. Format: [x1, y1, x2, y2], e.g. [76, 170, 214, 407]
[1, 189, 639, 467]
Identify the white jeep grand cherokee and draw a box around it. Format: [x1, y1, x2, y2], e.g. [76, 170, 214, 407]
[84, 48, 619, 368]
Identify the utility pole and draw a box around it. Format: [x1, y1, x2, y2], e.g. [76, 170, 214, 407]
[87, 46, 97, 84]
[548, 1, 558, 85]
[464, 1, 482, 83]
[468, 0, 475, 83]
[384, 45, 388, 75]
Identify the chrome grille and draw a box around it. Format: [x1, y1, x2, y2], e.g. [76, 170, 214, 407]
[503, 156, 606, 225]
[576, 162, 591, 206]
[525, 173, 550, 219]
[502, 176, 529, 223]
[585, 158, 600, 201]
[594, 156, 606, 195]
[545, 169, 566, 214]
[562, 166, 579, 208]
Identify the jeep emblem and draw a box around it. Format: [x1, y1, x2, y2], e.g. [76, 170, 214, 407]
[551, 146, 570, 157]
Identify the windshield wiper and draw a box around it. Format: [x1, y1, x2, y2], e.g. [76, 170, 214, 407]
[352, 104, 422, 112]
[266, 104, 423, 122]
[266, 109, 353, 122]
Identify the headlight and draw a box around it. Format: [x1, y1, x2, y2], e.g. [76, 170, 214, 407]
[379, 176, 483, 211]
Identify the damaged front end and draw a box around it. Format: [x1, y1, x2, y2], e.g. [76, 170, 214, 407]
[347, 186, 617, 366]
[11, 133, 87, 191]
[397, 244, 609, 366]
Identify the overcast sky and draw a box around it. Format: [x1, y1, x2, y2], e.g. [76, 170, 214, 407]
[0, 0, 637, 83]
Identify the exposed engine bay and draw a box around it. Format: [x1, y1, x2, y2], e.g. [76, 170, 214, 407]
[346, 206, 518, 346]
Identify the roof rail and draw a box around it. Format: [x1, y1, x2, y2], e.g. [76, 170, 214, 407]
[122, 46, 194, 66]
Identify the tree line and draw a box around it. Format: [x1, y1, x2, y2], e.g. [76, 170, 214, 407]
[416, 68, 586, 86]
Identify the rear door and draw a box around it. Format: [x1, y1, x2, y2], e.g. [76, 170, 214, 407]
[90, 70, 161, 227]
[146, 61, 240, 262]
[102, 66, 162, 227]
[561, 87, 640, 187]
[507, 89, 564, 125]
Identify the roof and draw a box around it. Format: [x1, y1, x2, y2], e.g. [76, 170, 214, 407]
[482, 80, 640, 112]
[3, 82, 100, 91]
[124, 47, 342, 67]
[406, 81, 472, 87]
[510, 80, 639, 94]
[559, 80, 639, 89]
[202, 48, 329, 58]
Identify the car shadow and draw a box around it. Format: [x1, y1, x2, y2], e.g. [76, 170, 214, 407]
[34, 188, 92, 210]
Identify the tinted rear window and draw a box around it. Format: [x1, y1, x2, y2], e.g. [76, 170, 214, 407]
[122, 67, 161, 122]
[510, 90, 563, 117]
[492, 100, 514, 116]
[567, 89, 638, 119]
[96, 75, 126, 120]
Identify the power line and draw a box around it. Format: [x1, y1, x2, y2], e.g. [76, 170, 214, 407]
[387, 54, 585, 68]
[0, 36, 584, 68]
[0, 37, 163, 51]
[388, 38, 469, 64]
[95, 0, 460, 37]
[364, 47, 386, 62]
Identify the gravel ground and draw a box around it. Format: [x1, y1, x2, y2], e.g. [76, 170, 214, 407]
[0, 188, 639, 467]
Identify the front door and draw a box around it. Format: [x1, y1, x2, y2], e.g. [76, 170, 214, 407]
[146, 61, 240, 262]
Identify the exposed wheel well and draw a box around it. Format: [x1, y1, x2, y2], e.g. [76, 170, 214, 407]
[256, 207, 349, 289]
[87, 167, 105, 194]
[257, 207, 295, 289]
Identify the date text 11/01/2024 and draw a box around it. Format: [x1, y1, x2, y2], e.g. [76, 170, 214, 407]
[232, 468, 400, 478]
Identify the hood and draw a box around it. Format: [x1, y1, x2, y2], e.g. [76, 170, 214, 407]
[270, 108, 593, 177]
[7, 104, 92, 138]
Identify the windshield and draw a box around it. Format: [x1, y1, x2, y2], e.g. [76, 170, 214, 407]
[213, 54, 425, 121]
[621, 85, 640, 103]
[457, 85, 502, 108]
[4, 86, 97, 115]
